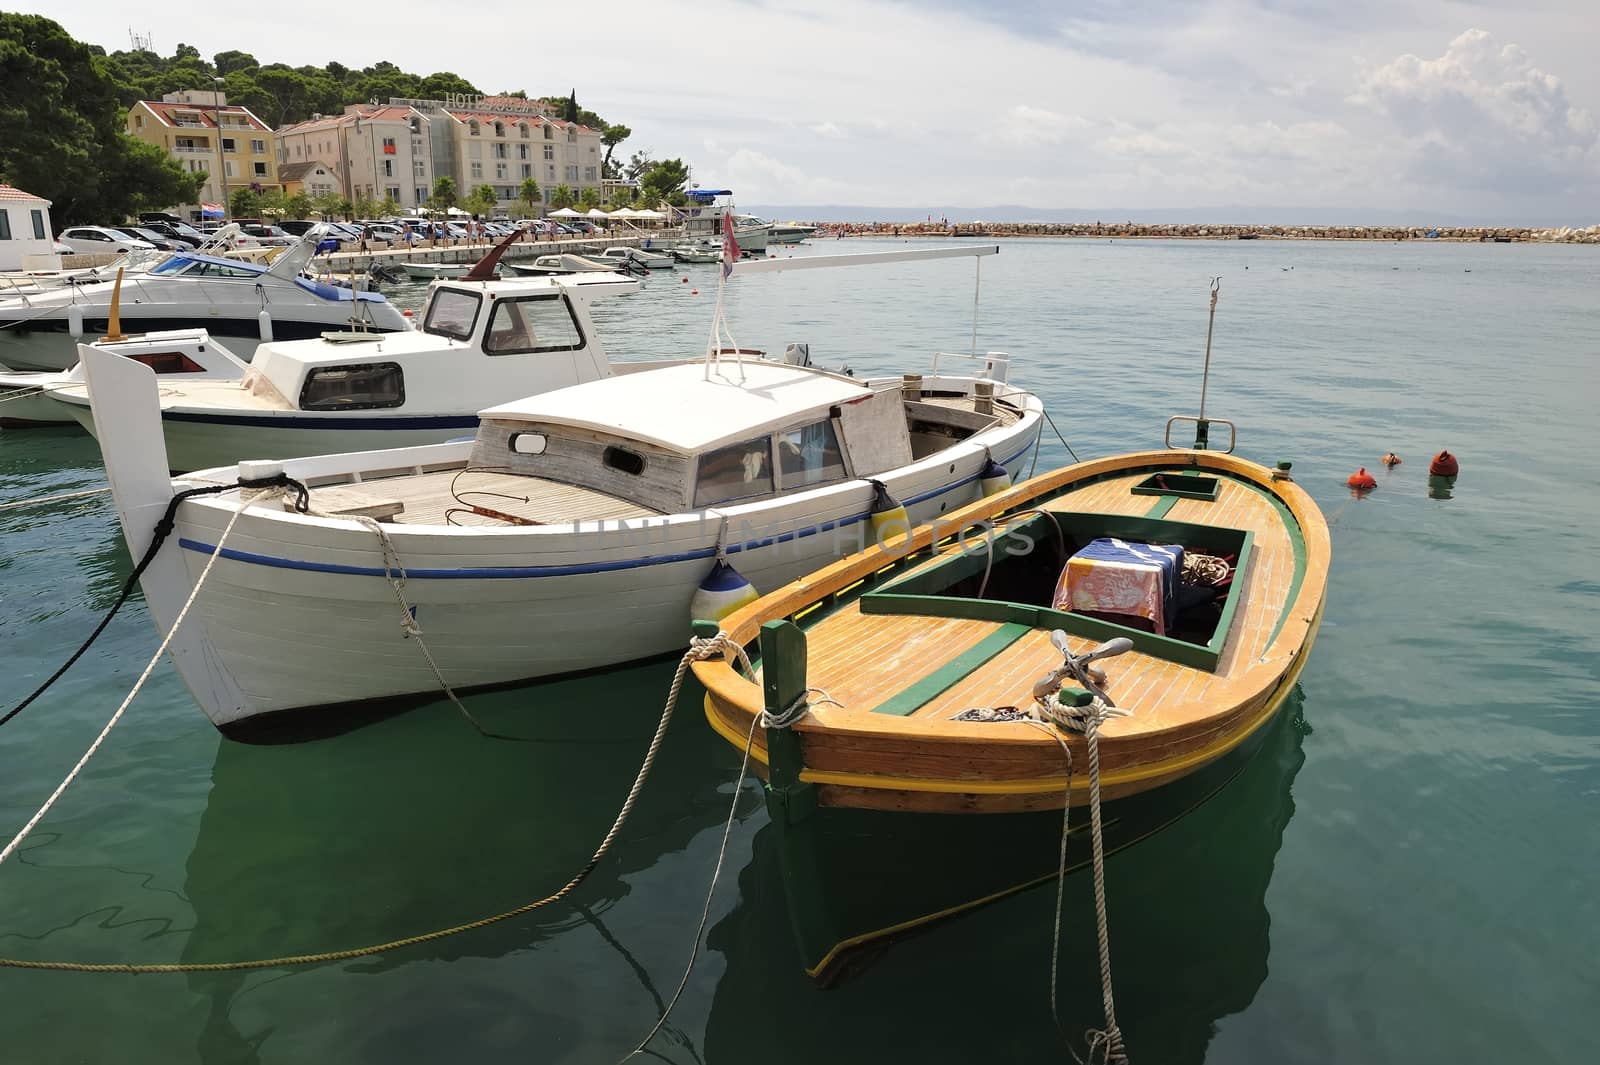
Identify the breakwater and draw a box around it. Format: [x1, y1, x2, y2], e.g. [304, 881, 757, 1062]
[825, 221, 1600, 243]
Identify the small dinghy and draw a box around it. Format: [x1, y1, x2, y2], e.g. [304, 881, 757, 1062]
[400, 262, 473, 280]
[692, 284, 1330, 979]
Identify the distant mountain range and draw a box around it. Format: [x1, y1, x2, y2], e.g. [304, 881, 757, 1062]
[744, 204, 1586, 227]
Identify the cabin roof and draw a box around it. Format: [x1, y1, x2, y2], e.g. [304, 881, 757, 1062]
[480, 360, 872, 454]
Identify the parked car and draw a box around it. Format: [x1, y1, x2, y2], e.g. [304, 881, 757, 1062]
[52, 240, 74, 255]
[108, 226, 184, 252]
[56, 226, 157, 254]
[278, 219, 321, 237]
[140, 220, 205, 248]
[240, 224, 294, 247]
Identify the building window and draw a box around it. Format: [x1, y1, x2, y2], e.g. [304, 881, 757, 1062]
[521, 163, 532, 178]
[469, 120, 480, 136]
[494, 121, 505, 137]
[0, 211, 10, 240]
[547, 165, 555, 180]
[382, 159, 393, 177]
[296, 144, 302, 157]
[251, 138, 265, 153]
[134, 114, 144, 129]
[544, 126, 553, 140]
[413, 160, 426, 176]
[469, 143, 482, 160]
[584, 166, 596, 182]
[222, 137, 236, 152]
[387, 186, 400, 202]
[494, 144, 507, 159]
[565, 165, 578, 181]
[224, 161, 236, 177]
[567, 128, 576, 143]
[254, 162, 268, 176]
[518, 144, 529, 160]
[543, 144, 554, 161]
[470, 162, 483, 179]
[381, 137, 396, 154]
[31, 209, 45, 240]
[519, 123, 529, 138]
[410, 116, 421, 134]
[416, 187, 427, 204]
[589, 146, 597, 156]
[495, 163, 507, 179]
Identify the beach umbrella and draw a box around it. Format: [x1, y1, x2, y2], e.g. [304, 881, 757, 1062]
[610, 207, 639, 218]
[549, 207, 582, 218]
[586, 208, 610, 219]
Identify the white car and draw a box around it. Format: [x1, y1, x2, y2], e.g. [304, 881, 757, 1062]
[57, 226, 158, 254]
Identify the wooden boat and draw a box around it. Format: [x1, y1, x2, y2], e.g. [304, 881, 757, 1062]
[693, 437, 1329, 979]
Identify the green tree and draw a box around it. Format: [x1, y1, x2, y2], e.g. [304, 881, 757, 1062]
[352, 191, 382, 219]
[0, 14, 201, 223]
[578, 186, 600, 211]
[640, 158, 691, 202]
[229, 187, 261, 217]
[600, 123, 631, 177]
[213, 49, 258, 76]
[284, 192, 313, 219]
[517, 176, 541, 217]
[549, 184, 574, 209]
[466, 183, 497, 218]
[419, 71, 479, 98]
[312, 191, 351, 219]
[430, 175, 458, 212]
[563, 89, 578, 123]
[379, 193, 404, 218]
[624, 149, 654, 182]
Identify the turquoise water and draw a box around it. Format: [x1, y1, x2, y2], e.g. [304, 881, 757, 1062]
[2, 238, 1597, 1063]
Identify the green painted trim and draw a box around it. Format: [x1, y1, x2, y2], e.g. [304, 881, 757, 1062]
[1217, 477, 1309, 646]
[868, 622, 1032, 716]
[1143, 494, 1181, 519]
[1131, 472, 1220, 502]
[761, 620, 817, 825]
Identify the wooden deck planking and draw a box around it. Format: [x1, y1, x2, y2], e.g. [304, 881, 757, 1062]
[804, 603, 1007, 711]
[305, 469, 661, 526]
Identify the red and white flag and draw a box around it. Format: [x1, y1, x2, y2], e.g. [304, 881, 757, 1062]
[721, 209, 740, 277]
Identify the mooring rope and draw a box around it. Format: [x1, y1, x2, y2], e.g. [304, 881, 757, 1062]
[0, 486, 111, 512]
[1039, 693, 1133, 1065]
[0, 498, 251, 870]
[0, 632, 748, 974]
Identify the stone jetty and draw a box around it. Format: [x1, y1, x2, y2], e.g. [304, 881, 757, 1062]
[823, 221, 1600, 244]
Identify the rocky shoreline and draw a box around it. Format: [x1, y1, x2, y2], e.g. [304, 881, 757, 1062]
[823, 221, 1600, 244]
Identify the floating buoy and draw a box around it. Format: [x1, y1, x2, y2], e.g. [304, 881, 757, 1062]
[688, 559, 758, 623]
[979, 455, 1012, 496]
[1347, 467, 1377, 491]
[868, 480, 910, 545]
[690, 289, 698, 295]
[66, 303, 84, 338]
[681, 276, 688, 283]
[1429, 450, 1459, 478]
[257, 308, 274, 342]
[1381, 451, 1402, 467]
[402, 309, 414, 317]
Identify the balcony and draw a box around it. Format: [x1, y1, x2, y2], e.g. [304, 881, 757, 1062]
[173, 145, 213, 154]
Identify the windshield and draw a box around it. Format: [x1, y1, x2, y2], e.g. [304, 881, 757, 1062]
[422, 288, 482, 340]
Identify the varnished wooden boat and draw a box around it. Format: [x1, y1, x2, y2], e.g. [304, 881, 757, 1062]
[693, 444, 1330, 978]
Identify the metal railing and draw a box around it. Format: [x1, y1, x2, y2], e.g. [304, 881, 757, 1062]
[930, 350, 1012, 384]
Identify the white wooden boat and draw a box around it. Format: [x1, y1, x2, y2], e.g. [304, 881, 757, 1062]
[0, 236, 410, 372]
[670, 246, 721, 264]
[84, 245, 1044, 733]
[596, 246, 675, 270]
[49, 260, 641, 472]
[501, 253, 622, 276]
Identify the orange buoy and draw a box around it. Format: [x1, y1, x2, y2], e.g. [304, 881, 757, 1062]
[1381, 451, 1402, 466]
[1429, 450, 1459, 478]
[1347, 467, 1377, 490]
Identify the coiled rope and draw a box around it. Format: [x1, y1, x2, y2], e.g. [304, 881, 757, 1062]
[0, 632, 750, 974]
[1037, 693, 1134, 1065]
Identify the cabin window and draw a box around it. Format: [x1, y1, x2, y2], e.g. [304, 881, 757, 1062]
[299, 362, 405, 411]
[694, 438, 774, 507]
[30, 210, 45, 240]
[481, 295, 585, 355]
[422, 288, 482, 340]
[777, 421, 847, 489]
[0, 212, 10, 240]
[603, 446, 645, 476]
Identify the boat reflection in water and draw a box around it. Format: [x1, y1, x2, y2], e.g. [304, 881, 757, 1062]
[703, 688, 1311, 1064]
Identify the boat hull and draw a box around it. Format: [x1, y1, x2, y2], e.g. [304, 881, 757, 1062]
[116, 421, 1039, 729]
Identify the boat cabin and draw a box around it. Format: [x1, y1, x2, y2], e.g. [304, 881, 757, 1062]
[234, 275, 629, 414]
[470, 359, 1024, 514]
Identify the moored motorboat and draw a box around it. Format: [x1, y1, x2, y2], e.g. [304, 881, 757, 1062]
[768, 222, 818, 244]
[51, 238, 640, 470]
[82, 244, 1043, 733]
[670, 246, 721, 265]
[400, 262, 474, 280]
[501, 253, 623, 276]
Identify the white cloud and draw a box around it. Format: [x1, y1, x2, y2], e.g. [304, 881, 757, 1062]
[810, 121, 845, 137]
[993, 105, 1090, 147]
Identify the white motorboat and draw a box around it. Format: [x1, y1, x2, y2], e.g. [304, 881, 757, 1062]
[0, 236, 410, 373]
[501, 253, 622, 276]
[680, 189, 772, 252]
[769, 222, 818, 244]
[51, 245, 642, 472]
[84, 244, 1043, 732]
[670, 246, 721, 264]
[596, 246, 675, 270]
[0, 327, 248, 427]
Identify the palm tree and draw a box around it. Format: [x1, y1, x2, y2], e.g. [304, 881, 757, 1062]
[550, 185, 575, 209]
[518, 176, 541, 218]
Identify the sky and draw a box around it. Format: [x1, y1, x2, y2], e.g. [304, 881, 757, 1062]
[25, 0, 1600, 222]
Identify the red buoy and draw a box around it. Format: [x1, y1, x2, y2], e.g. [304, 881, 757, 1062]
[1381, 451, 1401, 467]
[1347, 467, 1377, 490]
[1429, 450, 1459, 478]
[681, 276, 688, 283]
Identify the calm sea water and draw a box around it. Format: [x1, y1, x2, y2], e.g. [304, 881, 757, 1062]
[1, 238, 1597, 1064]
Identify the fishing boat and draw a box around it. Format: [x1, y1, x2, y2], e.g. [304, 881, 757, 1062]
[0, 235, 409, 372]
[693, 388, 1329, 979]
[82, 245, 1042, 732]
[49, 240, 640, 471]
[670, 246, 721, 265]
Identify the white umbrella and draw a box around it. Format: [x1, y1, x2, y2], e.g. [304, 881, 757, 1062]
[549, 207, 582, 218]
[585, 208, 610, 219]
[632, 209, 666, 219]
[609, 207, 639, 218]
